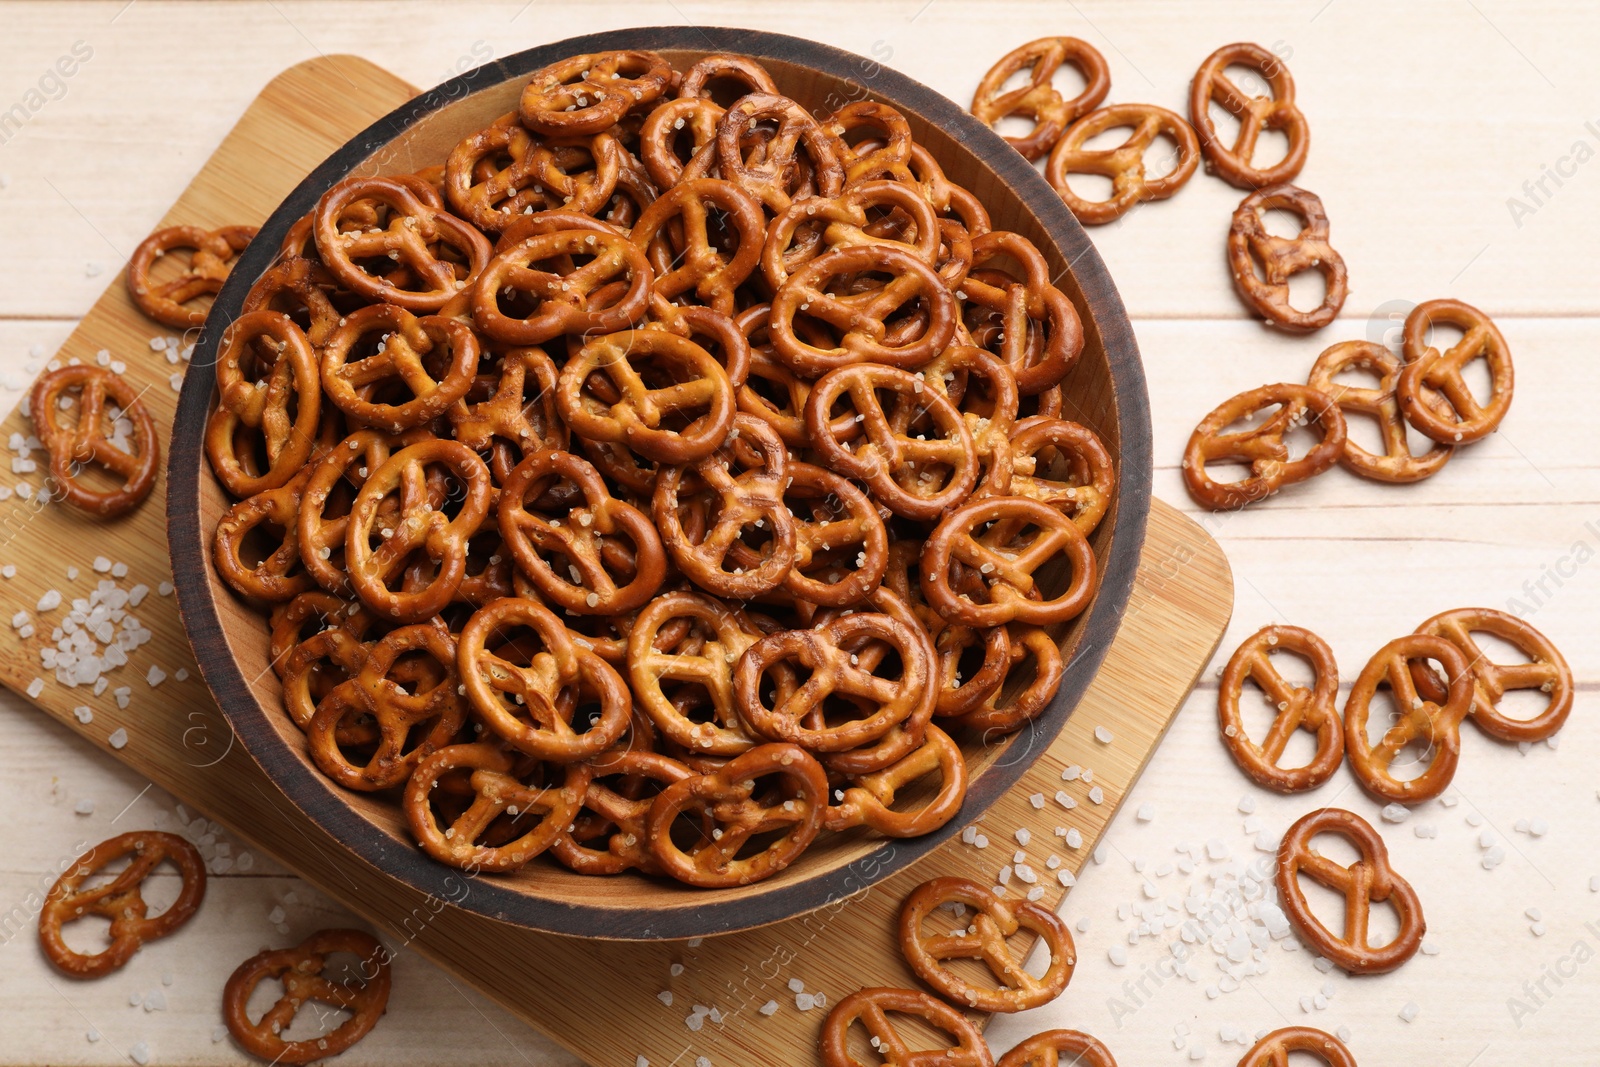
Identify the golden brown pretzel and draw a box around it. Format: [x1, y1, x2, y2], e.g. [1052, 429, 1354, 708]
[651, 414, 797, 598]
[1045, 104, 1199, 224]
[735, 612, 933, 752]
[639, 96, 725, 190]
[927, 343, 1019, 492]
[998, 1031, 1119, 1067]
[972, 37, 1110, 161]
[29, 365, 159, 518]
[205, 310, 323, 497]
[678, 52, 778, 99]
[473, 227, 654, 344]
[950, 623, 1065, 734]
[825, 724, 967, 838]
[1344, 633, 1474, 803]
[296, 428, 434, 596]
[961, 231, 1083, 394]
[645, 743, 828, 887]
[557, 328, 735, 464]
[1276, 807, 1425, 974]
[552, 749, 695, 875]
[518, 51, 673, 136]
[307, 621, 466, 791]
[345, 439, 493, 621]
[1238, 1027, 1358, 1067]
[699, 92, 846, 213]
[920, 495, 1096, 627]
[820, 987, 995, 1067]
[761, 179, 942, 291]
[761, 461, 889, 607]
[1307, 340, 1453, 483]
[769, 244, 957, 374]
[1396, 298, 1514, 444]
[1189, 42, 1309, 189]
[1227, 184, 1347, 333]
[448, 345, 568, 468]
[126, 224, 256, 327]
[1218, 625, 1342, 792]
[319, 303, 480, 433]
[1412, 607, 1572, 742]
[898, 875, 1075, 1012]
[213, 477, 314, 602]
[39, 831, 206, 978]
[1182, 383, 1347, 510]
[222, 928, 390, 1065]
[444, 117, 621, 232]
[804, 363, 979, 520]
[998, 415, 1115, 535]
[405, 742, 591, 870]
[497, 448, 667, 615]
[630, 177, 765, 314]
[313, 175, 491, 311]
[826, 100, 918, 185]
[241, 254, 344, 346]
[626, 590, 768, 757]
[458, 596, 632, 762]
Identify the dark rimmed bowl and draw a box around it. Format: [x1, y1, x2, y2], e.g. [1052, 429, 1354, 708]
[169, 26, 1152, 940]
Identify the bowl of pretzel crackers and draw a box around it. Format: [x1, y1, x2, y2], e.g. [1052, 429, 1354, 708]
[167, 26, 1151, 939]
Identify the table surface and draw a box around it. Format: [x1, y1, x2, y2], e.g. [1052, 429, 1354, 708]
[1, 2, 1596, 1065]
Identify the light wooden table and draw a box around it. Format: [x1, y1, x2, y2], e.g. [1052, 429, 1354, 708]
[1, 2, 1596, 1064]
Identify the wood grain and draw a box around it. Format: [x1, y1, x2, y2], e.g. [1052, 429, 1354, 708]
[0, 52, 1230, 1065]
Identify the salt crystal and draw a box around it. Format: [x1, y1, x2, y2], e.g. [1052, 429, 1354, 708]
[1088, 785, 1104, 805]
[108, 728, 128, 749]
[147, 665, 167, 687]
[1380, 804, 1409, 824]
[1137, 803, 1155, 822]
[1108, 945, 1128, 966]
[37, 590, 61, 611]
[74, 798, 93, 815]
[656, 991, 673, 1006]
[758, 1000, 778, 1016]
[1094, 726, 1114, 744]
[129, 1041, 151, 1065]
[1399, 1002, 1419, 1022]
[26, 678, 44, 698]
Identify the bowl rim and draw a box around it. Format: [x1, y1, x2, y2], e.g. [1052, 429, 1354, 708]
[168, 25, 1153, 940]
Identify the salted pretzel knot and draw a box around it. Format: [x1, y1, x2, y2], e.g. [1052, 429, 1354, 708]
[1237, 1027, 1358, 1067]
[825, 724, 967, 838]
[405, 742, 592, 871]
[319, 303, 480, 433]
[126, 224, 255, 327]
[819, 987, 994, 1067]
[1218, 625, 1342, 793]
[804, 363, 979, 521]
[998, 1031, 1120, 1067]
[1307, 340, 1453, 484]
[1182, 383, 1346, 510]
[473, 227, 654, 344]
[1227, 184, 1347, 333]
[29, 365, 159, 518]
[557, 328, 735, 464]
[1046, 103, 1199, 225]
[38, 832, 206, 978]
[314, 175, 491, 312]
[205, 310, 324, 497]
[645, 743, 829, 888]
[497, 448, 668, 615]
[458, 596, 632, 762]
[1000, 416, 1115, 535]
[899, 876, 1076, 1012]
[551, 750, 695, 875]
[626, 590, 768, 757]
[972, 37, 1110, 161]
[221, 928, 391, 1065]
[1275, 807, 1425, 974]
[651, 413, 797, 599]
[518, 50, 674, 136]
[1344, 633, 1474, 803]
[920, 495, 1097, 628]
[630, 178, 765, 315]
[1396, 298, 1514, 444]
[1189, 42, 1309, 189]
[769, 244, 957, 375]
[736, 612, 934, 753]
[345, 439, 493, 621]
[1412, 607, 1572, 743]
[702, 92, 846, 214]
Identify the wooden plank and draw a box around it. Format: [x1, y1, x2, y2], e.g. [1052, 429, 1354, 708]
[4, 2, 1600, 319]
[0, 52, 1231, 1067]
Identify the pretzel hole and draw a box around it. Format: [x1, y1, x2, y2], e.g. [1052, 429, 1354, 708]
[1246, 127, 1291, 171]
[1260, 208, 1307, 241]
[1141, 134, 1185, 181]
[1361, 686, 1441, 780]
[1058, 170, 1114, 205]
[1223, 64, 1278, 103]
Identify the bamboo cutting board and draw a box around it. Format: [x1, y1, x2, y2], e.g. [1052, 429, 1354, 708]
[0, 56, 1233, 1066]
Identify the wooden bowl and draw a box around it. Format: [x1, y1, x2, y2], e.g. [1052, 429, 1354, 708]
[168, 27, 1151, 940]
